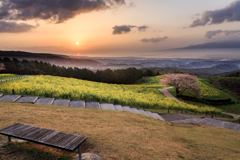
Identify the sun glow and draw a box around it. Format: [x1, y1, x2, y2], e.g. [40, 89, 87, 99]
[76, 42, 79, 45]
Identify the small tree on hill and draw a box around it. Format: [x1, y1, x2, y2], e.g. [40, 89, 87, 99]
[160, 74, 201, 98]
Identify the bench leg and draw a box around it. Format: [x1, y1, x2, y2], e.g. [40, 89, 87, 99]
[78, 146, 82, 160]
[8, 136, 11, 142]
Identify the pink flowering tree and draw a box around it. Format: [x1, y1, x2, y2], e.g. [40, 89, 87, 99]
[160, 74, 201, 98]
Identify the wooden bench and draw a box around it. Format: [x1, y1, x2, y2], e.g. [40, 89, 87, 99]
[0, 123, 87, 160]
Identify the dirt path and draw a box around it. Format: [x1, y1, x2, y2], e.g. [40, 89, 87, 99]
[158, 88, 180, 102]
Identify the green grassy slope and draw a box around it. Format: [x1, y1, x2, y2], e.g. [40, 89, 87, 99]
[208, 77, 240, 99]
[168, 78, 240, 112]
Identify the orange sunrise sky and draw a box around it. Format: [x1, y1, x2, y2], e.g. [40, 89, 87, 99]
[1, 0, 240, 57]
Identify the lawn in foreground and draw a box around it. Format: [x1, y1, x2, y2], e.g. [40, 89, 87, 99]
[0, 102, 240, 160]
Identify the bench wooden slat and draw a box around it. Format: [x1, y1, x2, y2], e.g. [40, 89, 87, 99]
[7, 124, 27, 134]
[32, 130, 54, 141]
[1, 123, 23, 133]
[27, 128, 49, 140]
[26, 128, 45, 139]
[17, 127, 40, 137]
[0, 123, 20, 132]
[58, 135, 78, 148]
[65, 136, 86, 150]
[51, 133, 72, 146]
[38, 130, 60, 143]
[11, 125, 32, 135]
[44, 132, 65, 145]
[51, 133, 73, 146]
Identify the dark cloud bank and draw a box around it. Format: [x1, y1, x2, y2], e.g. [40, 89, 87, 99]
[179, 41, 240, 49]
[0, 0, 125, 32]
[112, 25, 149, 34]
[0, 0, 125, 23]
[0, 21, 36, 33]
[140, 36, 168, 43]
[191, 1, 240, 27]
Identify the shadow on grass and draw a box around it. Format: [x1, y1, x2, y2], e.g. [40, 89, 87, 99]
[0, 140, 94, 160]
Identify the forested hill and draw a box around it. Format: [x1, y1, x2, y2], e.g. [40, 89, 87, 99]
[219, 69, 240, 77]
[0, 57, 144, 84]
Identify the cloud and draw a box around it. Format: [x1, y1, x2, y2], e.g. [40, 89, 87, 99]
[0, 21, 36, 33]
[205, 30, 224, 39]
[205, 30, 240, 39]
[190, 1, 240, 27]
[0, 0, 125, 23]
[112, 25, 136, 34]
[112, 25, 151, 34]
[140, 36, 168, 43]
[138, 25, 149, 31]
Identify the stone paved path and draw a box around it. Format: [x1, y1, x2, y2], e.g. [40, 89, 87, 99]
[0, 94, 165, 121]
[0, 75, 31, 82]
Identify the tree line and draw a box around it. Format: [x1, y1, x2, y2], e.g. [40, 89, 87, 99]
[0, 57, 151, 84]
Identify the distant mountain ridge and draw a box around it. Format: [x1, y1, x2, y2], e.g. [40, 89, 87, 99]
[142, 63, 240, 76]
[0, 50, 102, 68]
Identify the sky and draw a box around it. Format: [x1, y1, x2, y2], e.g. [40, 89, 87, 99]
[1, 0, 240, 58]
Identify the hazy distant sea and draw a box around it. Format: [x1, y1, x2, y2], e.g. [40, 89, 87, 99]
[140, 49, 240, 60]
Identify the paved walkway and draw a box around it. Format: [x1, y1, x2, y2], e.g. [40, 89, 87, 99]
[0, 75, 31, 82]
[0, 94, 165, 121]
[222, 112, 239, 120]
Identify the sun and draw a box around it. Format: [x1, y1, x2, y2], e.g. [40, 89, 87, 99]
[76, 42, 79, 45]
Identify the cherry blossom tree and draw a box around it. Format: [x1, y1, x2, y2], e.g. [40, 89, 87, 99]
[160, 74, 201, 97]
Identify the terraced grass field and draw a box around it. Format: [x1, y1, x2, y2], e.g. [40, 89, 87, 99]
[0, 75, 220, 114]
